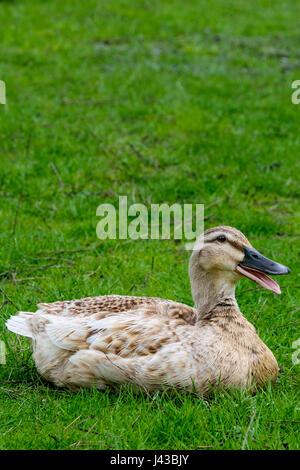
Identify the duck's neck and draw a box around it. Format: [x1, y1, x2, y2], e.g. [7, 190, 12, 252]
[190, 270, 238, 318]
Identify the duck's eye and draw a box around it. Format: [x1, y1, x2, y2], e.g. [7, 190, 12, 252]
[217, 235, 226, 243]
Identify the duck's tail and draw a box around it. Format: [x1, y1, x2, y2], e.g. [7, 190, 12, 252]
[6, 312, 34, 338]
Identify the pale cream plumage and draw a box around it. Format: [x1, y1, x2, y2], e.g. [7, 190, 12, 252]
[6, 226, 290, 394]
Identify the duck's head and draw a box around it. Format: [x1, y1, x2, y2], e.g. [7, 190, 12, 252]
[189, 226, 290, 308]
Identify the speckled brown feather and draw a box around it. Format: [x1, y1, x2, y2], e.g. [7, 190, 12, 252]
[37, 295, 197, 323]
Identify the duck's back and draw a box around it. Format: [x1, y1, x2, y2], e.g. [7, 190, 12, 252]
[35, 294, 197, 323]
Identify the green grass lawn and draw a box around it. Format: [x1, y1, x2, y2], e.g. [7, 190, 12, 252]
[0, 0, 299, 450]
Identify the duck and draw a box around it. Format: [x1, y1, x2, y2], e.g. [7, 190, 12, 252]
[6, 225, 290, 394]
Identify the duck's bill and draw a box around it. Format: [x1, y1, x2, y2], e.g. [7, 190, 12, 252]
[236, 245, 290, 295]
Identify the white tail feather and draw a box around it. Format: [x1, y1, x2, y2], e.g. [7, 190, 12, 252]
[6, 312, 34, 338]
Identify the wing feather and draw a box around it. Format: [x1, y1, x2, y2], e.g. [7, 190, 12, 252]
[45, 319, 89, 351]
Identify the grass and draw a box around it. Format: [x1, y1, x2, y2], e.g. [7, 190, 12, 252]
[0, 0, 299, 450]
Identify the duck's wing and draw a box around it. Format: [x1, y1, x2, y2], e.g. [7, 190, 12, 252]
[7, 297, 198, 389]
[36, 295, 197, 325]
[24, 304, 198, 390]
[41, 305, 186, 355]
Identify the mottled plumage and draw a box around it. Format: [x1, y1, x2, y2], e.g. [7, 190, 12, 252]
[7, 226, 288, 394]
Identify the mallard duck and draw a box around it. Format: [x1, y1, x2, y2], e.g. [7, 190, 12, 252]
[6, 226, 290, 394]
